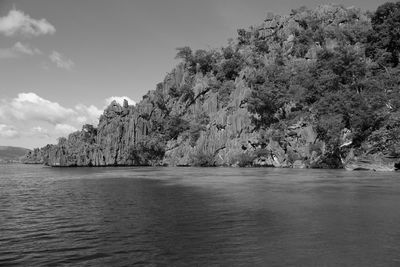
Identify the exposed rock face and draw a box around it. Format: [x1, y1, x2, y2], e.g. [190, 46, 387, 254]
[344, 151, 398, 171]
[25, 71, 329, 168]
[23, 145, 53, 164]
[341, 116, 400, 171]
[24, 4, 400, 171]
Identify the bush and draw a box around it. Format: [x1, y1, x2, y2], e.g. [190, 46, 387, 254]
[165, 116, 190, 140]
[188, 124, 205, 147]
[129, 136, 166, 165]
[218, 81, 235, 108]
[168, 86, 181, 98]
[231, 152, 255, 167]
[180, 84, 195, 103]
[175, 46, 193, 63]
[195, 112, 210, 125]
[190, 150, 215, 166]
[216, 57, 243, 81]
[193, 49, 215, 74]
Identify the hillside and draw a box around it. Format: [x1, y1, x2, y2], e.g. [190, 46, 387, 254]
[0, 146, 30, 163]
[24, 2, 400, 170]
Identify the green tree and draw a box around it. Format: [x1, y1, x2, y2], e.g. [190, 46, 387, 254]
[175, 46, 193, 63]
[218, 80, 235, 108]
[129, 135, 165, 165]
[366, 1, 400, 67]
[165, 116, 190, 140]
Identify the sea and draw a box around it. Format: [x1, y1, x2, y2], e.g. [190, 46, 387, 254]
[1, 164, 400, 266]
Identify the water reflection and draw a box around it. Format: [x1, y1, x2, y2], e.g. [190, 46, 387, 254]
[1, 165, 400, 266]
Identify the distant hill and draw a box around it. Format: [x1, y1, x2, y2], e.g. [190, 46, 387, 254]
[0, 146, 31, 163]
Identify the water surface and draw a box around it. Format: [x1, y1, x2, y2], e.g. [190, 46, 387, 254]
[1, 164, 400, 266]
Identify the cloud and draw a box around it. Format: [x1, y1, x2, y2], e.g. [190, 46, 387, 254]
[75, 104, 103, 125]
[0, 92, 76, 124]
[0, 92, 139, 146]
[0, 9, 55, 37]
[30, 126, 50, 138]
[0, 124, 19, 138]
[55, 124, 77, 135]
[0, 92, 106, 129]
[49, 51, 74, 70]
[14, 42, 41, 55]
[105, 96, 136, 107]
[0, 42, 42, 59]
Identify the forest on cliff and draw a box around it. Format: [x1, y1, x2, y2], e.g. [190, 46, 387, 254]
[25, 2, 400, 170]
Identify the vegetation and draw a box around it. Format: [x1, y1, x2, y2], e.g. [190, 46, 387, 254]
[128, 135, 165, 165]
[189, 150, 215, 167]
[29, 2, 400, 169]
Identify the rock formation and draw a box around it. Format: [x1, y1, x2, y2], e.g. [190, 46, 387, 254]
[24, 4, 400, 171]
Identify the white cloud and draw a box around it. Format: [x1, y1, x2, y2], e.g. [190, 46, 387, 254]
[30, 126, 50, 138]
[0, 92, 139, 146]
[0, 124, 19, 138]
[32, 126, 47, 133]
[0, 92, 76, 124]
[14, 42, 41, 55]
[77, 116, 87, 124]
[0, 42, 41, 59]
[0, 9, 55, 37]
[75, 104, 103, 125]
[105, 96, 136, 107]
[0, 92, 106, 129]
[49, 51, 74, 70]
[55, 124, 77, 135]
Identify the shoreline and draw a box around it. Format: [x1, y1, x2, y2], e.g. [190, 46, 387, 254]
[18, 162, 399, 171]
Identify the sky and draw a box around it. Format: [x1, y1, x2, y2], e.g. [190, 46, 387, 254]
[0, 0, 388, 149]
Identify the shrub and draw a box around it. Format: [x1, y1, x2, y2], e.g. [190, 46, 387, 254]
[180, 84, 195, 103]
[168, 86, 181, 98]
[216, 57, 243, 81]
[188, 124, 204, 147]
[195, 111, 210, 125]
[190, 150, 215, 166]
[175, 46, 193, 63]
[218, 80, 235, 108]
[128, 136, 166, 165]
[231, 152, 255, 167]
[165, 116, 190, 140]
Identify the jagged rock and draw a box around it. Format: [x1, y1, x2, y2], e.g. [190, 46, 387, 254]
[293, 160, 307, 169]
[253, 156, 274, 167]
[344, 151, 398, 171]
[23, 145, 53, 164]
[24, 4, 396, 171]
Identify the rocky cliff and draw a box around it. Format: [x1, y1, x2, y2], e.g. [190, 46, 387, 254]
[24, 3, 400, 170]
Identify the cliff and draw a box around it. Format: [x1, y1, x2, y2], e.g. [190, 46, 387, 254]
[24, 3, 400, 170]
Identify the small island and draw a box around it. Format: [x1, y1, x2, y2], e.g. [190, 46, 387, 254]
[24, 3, 400, 171]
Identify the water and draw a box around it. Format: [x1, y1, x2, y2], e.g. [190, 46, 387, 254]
[1, 165, 400, 266]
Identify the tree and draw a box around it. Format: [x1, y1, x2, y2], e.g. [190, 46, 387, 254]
[237, 29, 251, 45]
[366, 1, 400, 67]
[175, 46, 193, 63]
[129, 135, 165, 165]
[193, 49, 215, 74]
[247, 84, 281, 128]
[180, 84, 195, 103]
[218, 80, 235, 108]
[165, 116, 190, 140]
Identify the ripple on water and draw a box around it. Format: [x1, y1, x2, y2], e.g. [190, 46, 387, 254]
[1, 165, 400, 266]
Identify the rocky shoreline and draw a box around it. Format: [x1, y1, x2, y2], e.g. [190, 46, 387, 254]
[24, 4, 400, 172]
